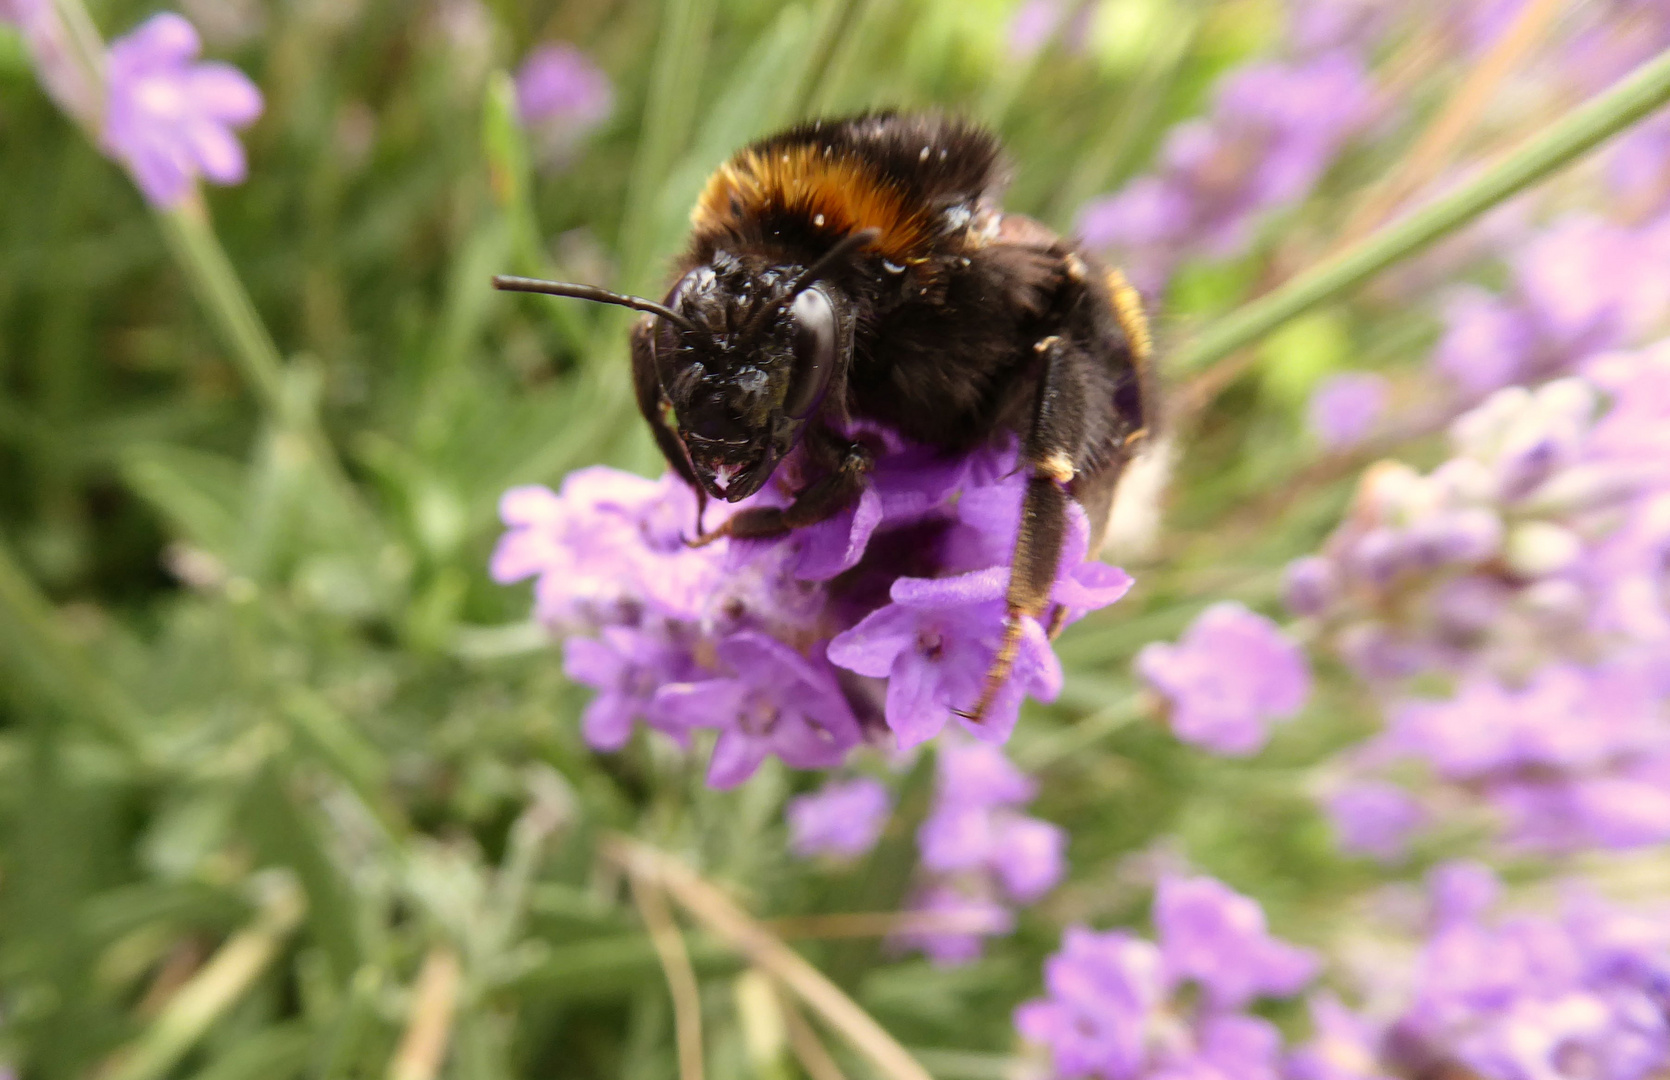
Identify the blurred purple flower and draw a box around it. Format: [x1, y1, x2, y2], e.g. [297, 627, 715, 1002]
[897, 740, 1064, 963]
[1136, 602, 1310, 755]
[564, 625, 696, 752]
[1015, 927, 1167, 1079]
[1016, 876, 1315, 1077]
[936, 739, 1037, 808]
[1286, 995, 1394, 1080]
[891, 883, 1015, 967]
[786, 777, 891, 859]
[1286, 0, 1401, 55]
[1374, 662, 1670, 852]
[1308, 372, 1390, 449]
[1325, 780, 1426, 861]
[652, 632, 861, 788]
[1155, 874, 1320, 1010]
[514, 42, 611, 165]
[1433, 217, 1670, 396]
[1385, 869, 1670, 1078]
[101, 12, 263, 207]
[1079, 52, 1375, 294]
[1432, 286, 1538, 396]
[1007, 0, 1064, 58]
[1608, 110, 1670, 218]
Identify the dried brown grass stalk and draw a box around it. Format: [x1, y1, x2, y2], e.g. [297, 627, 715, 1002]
[601, 835, 934, 1080]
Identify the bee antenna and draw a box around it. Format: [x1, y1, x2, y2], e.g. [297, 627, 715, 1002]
[745, 227, 880, 336]
[492, 275, 700, 332]
[787, 227, 881, 298]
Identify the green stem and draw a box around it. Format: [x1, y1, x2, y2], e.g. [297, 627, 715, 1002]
[1170, 46, 1670, 373]
[154, 205, 288, 415]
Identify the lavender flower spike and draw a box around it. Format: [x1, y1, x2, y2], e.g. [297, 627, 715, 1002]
[1136, 602, 1311, 755]
[1155, 873, 1319, 1010]
[1309, 372, 1389, 450]
[513, 42, 612, 167]
[102, 13, 264, 207]
[652, 631, 861, 788]
[786, 777, 891, 860]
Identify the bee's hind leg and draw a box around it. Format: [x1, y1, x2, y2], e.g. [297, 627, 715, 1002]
[955, 332, 1089, 723]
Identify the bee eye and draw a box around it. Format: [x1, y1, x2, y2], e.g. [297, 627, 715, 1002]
[784, 288, 836, 419]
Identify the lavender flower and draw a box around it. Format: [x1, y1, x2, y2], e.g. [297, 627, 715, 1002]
[1293, 362, 1670, 688]
[491, 430, 1132, 786]
[1308, 372, 1390, 450]
[917, 741, 1066, 904]
[896, 741, 1065, 964]
[1381, 864, 1670, 1078]
[1154, 874, 1320, 1010]
[890, 884, 1015, 967]
[101, 12, 263, 207]
[827, 571, 1063, 749]
[1078, 51, 1376, 294]
[513, 42, 611, 166]
[652, 632, 861, 788]
[1323, 780, 1426, 861]
[786, 777, 892, 860]
[1356, 661, 1670, 853]
[1136, 602, 1311, 755]
[1432, 216, 1670, 396]
[1015, 875, 1315, 1078]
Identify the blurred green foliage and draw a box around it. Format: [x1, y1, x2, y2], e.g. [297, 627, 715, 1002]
[0, 0, 1493, 1076]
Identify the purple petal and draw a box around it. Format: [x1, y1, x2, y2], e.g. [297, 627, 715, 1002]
[112, 13, 201, 67]
[794, 485, 883, 580]
[827, 601, 920, 678]
[706, 729, 767, 788]
[581, 691, 638, 752]
[1054, 560, 1134, 616]
[991, 815, 1066, 903]
[891, 567, 1009, 608]
[182, 117, 247, 184]
[186, 63, 264, 123]
[651, 679, 748, 734]
[886, 649, 953, 749]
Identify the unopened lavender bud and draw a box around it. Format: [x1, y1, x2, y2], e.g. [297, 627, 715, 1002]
[1348, 527, 1410, 586]
[1504, 521, 1582, 577]
[1520, 462, 1655, 516]
[1408, 509, 1503, 568]
[1356, 461, 1424, 521]
[1493, 433, 1565, 502]
[1284, 556, 1339, 616]
[1430, 575, 1510, 639]
[1337, 622, 1423, 681]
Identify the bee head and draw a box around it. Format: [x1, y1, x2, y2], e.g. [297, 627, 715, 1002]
[491, 227, 873, 504]
[652, 256, 850, 502]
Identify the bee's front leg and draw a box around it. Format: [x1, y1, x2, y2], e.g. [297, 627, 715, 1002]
[688, 439, 874, 545]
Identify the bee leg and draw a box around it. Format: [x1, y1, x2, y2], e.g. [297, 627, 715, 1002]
[958, 334, 1085, 724]
[688, 441, 874, 545]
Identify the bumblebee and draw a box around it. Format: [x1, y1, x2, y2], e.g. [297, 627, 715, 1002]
[495, 111, 1153, 722]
